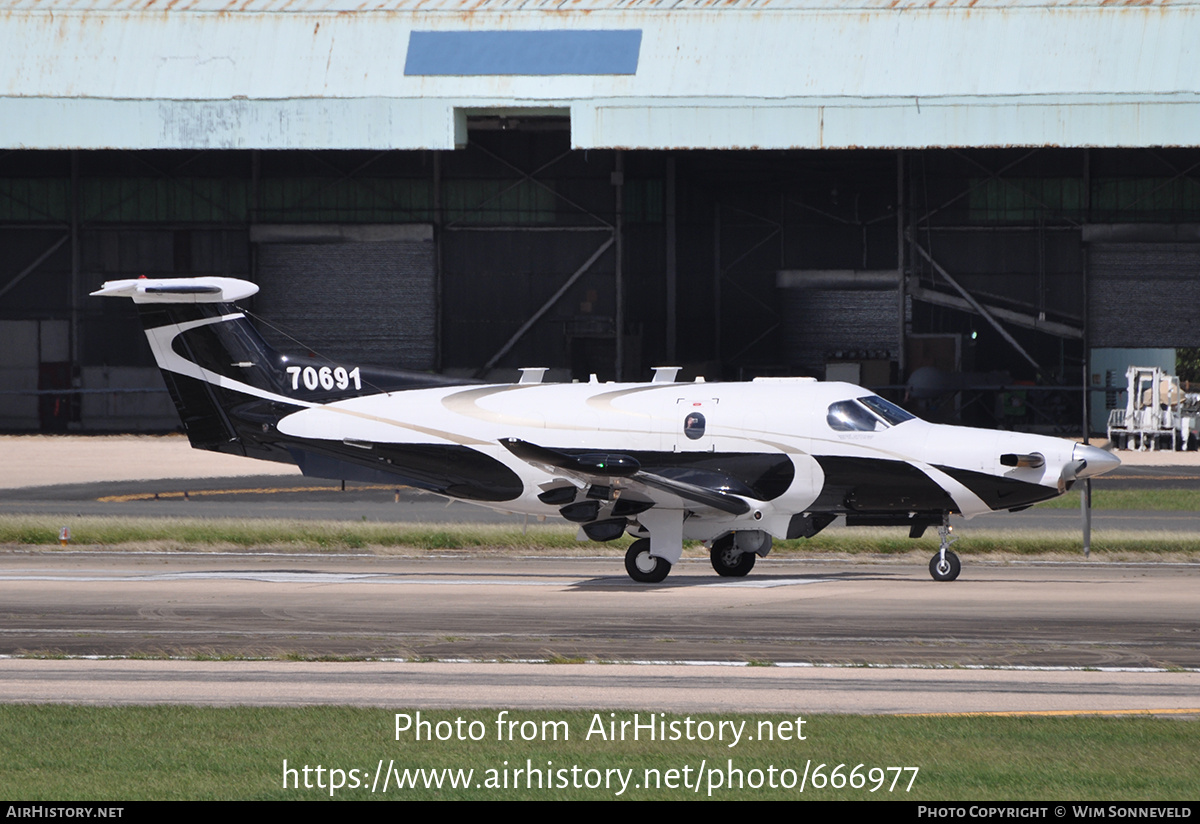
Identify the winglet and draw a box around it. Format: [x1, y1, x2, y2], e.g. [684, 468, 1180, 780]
[91, 276, 259, 304]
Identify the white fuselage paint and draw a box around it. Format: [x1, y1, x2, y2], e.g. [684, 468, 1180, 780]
[273, 377, 1079, 534]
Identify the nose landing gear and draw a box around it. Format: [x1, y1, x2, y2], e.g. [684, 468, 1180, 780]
[929, 516, 961, 582]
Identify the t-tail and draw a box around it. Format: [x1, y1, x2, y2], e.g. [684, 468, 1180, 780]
[92, 276, 467, 465]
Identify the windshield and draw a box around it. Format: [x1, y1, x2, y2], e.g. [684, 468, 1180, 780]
[826, 395, 916, 432]
[859, 395, 915, 425]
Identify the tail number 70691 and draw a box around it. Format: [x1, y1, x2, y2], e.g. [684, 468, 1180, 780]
[286, 365, 362, 392]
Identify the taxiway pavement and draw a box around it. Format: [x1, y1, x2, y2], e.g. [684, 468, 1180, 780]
[3, 435, 1199, 712]
[3, 659, 1196, 715]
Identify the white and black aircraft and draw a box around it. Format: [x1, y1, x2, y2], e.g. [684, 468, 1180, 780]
[94, 276, 1120, 583]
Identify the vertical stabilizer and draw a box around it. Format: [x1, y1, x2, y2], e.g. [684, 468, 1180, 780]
[93, 277, 301, 458]
[93, 276, 474, 463]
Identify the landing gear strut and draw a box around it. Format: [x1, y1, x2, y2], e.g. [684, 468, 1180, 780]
[929, 516, 961, 582]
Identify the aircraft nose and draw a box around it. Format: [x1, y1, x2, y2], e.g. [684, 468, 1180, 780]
[1071, 443, 1121, 479]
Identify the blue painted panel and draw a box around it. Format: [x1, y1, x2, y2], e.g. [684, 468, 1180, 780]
[405, 30, 641, 76]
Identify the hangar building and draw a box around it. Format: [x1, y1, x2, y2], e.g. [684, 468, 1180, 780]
[2, 0, 1199, 432]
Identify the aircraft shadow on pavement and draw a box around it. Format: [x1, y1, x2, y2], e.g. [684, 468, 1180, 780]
[566, 570, 884, 590]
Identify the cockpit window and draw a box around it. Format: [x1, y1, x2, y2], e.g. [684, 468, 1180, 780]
[826, 396, 916, 432]
[859, 395, 915, 426]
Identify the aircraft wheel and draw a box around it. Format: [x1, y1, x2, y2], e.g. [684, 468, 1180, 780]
[710, 541, 756, 577]
[625, 538, 671, 583]
[929, 550, 961, 582]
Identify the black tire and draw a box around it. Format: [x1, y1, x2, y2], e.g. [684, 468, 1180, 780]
[624, 538, 671, 583]
[929, 549, 961, 582]
[710, 541, 756, 577]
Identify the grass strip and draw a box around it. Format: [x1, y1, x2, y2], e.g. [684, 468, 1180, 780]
[0, 515, 594, 551]
[0, 706, 1195, 801]
[3, 514, 1200, 556]
[1036, 487, 1200, 511]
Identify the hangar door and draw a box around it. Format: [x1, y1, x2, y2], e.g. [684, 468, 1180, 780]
[777, 270, 901, 378]
[252, 225, 436, 371]
[1088, 243, 1200, 348]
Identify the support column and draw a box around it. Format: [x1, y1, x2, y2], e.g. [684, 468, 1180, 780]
[249, 150, 260, 289]
[665, 155, 677, 364]
[896, 150, 906, 379]
[713, 201, 721, 362]
[614, 150, 624, 380]
[70, 152, 80, 371]
[433, 151, 443, 371]
[1081, 227, 1092, 558]
[69, 151, 81, 429]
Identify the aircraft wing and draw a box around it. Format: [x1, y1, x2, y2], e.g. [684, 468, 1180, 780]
[500, 438, 752, 516]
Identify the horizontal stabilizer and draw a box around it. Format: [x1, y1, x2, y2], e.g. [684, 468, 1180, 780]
[91, 277, 259, 304]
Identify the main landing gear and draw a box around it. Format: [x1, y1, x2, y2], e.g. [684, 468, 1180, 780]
[709, 534, 756, 577]
[624, 538, 671, 583]
[625, 531, 768, 582]
[929, 517, 961, 582]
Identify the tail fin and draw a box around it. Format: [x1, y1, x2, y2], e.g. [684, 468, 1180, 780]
[93, 276, 464, 461]
[93, 277, 308, 459]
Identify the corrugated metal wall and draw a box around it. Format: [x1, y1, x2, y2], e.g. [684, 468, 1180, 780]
[780, 290, 899, 377]
[1088, 244, 1200, 348]
[256, 237, 436, 370]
